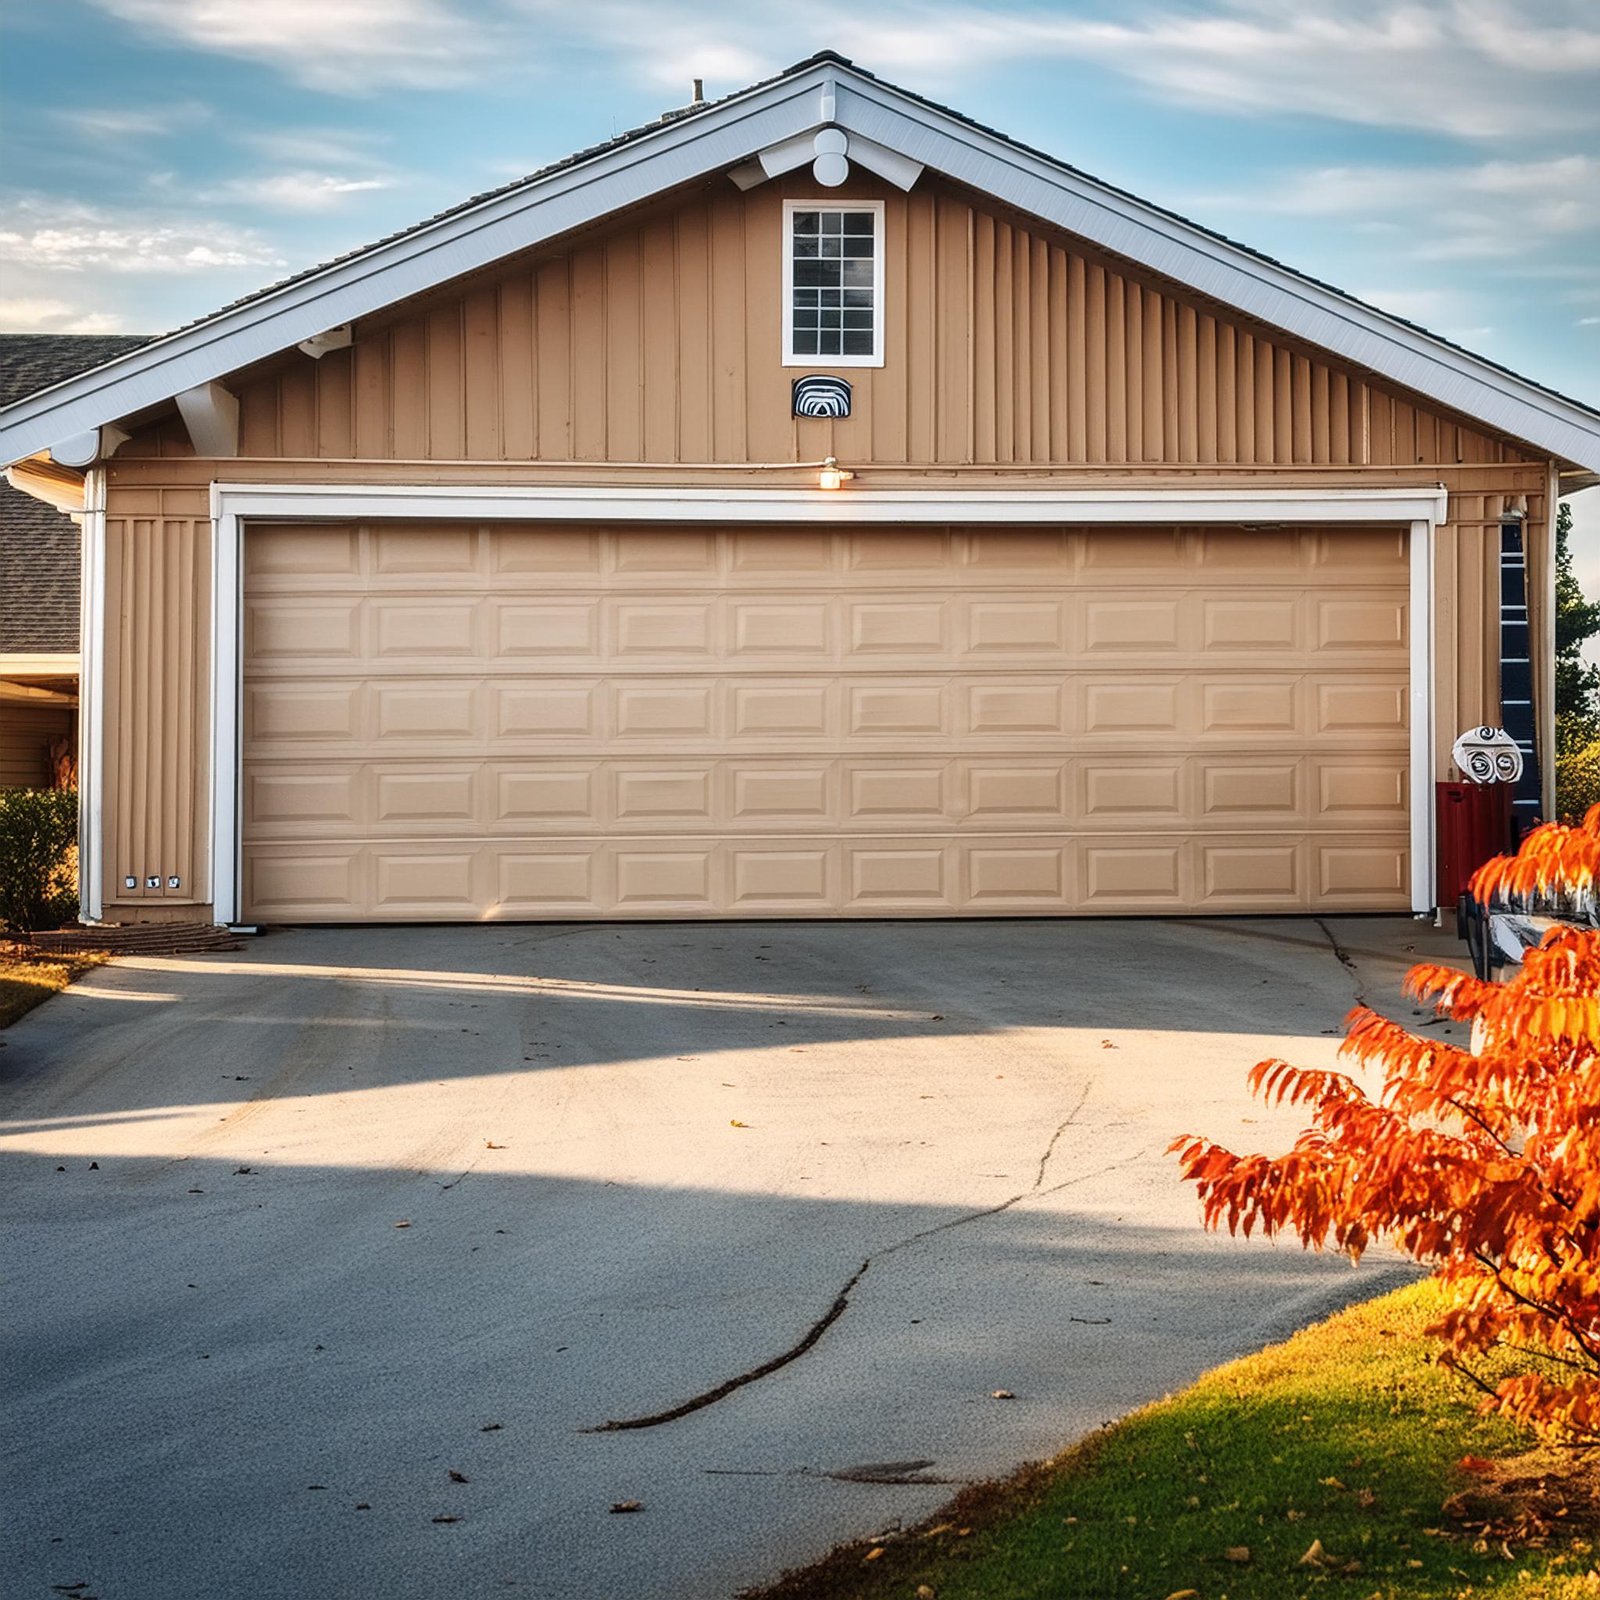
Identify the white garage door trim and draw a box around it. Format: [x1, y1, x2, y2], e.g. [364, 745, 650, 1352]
[204, 483, 1446, 926]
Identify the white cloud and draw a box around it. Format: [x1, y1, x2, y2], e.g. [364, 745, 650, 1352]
[0, 297, 128, 334]
[202, 172, 397, 213]
[55, 105, 209, 141]
[504, 0, 1600, 141]
[1579, 316, 1600, 326]
[85, 0, 498, 92]
[1201, 153, 1600, 263]
[0, 197, 285, 274]
[77, 0, 1600, 142]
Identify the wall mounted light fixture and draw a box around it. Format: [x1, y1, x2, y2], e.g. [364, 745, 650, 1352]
[818, 456, 854, 490]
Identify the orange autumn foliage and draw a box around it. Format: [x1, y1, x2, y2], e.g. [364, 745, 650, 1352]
[1173, 805, 1600, 1445]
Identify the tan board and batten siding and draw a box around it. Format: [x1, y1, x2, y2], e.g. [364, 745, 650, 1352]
[101, 171, 1553, 922]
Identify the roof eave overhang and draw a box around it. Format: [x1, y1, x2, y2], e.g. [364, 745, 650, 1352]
[2, 58, 1598, 473]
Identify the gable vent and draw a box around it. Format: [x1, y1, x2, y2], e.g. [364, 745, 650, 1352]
[792, 375, 853, 417]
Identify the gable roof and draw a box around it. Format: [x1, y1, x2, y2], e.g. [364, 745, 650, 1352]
[1, 53, 1597, 471]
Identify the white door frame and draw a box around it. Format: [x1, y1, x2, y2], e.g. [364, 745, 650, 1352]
[207, 482, 1448, 925]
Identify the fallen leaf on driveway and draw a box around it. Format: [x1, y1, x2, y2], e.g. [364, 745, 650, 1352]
[485, 1141, 506, 1149]
[394, 1220, 411, 1229]
[1299, 1538, 1328, 1566]
[730, 1120, 750, 1128]
[431, 1514, 459, 1524]
[448, 1470, 468, 1484]
[990, 1389, 1015, 1400]
[480, 1423, 503, 1432]
[862, 1547, 884, 1562]
[609, 1500, 643, 1514]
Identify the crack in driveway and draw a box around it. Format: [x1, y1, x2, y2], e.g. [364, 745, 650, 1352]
[585, 1081, 1101, 1433]
[1313, 917, 1369, 1009]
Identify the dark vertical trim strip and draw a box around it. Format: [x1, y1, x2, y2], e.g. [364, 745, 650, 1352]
[1499, 516, 1541, 831]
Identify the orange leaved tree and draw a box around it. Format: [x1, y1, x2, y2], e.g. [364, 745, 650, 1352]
[1173, 806, 1600, 1445]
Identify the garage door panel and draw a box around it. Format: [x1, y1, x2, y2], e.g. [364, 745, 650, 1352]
[372, 524, 478, 574]
[1200, 679, 1299, 735]
[1082, 841, 1185, 905]
[1313, 528, 1408, 570]
[373, 599, 480, 657]
[1082, 679, 1181, 734]
[496, 682, 600, 738]
[965, 762, 1068, 821]
[964, 597, 1066, 654]
[493, 600, 600, 657]
[730, 600, 832, 655]
[246, 598, 363, 660]
[730, 847, 835, 910]
[1200, 596, 1299, 651]
[1317, 841, 1409, 902]
[242, 522, 1411, 920]
[1315, 593, 1408, 651]
[1200, 760, 1303, 822]
[1199, 842, 1304, 906]
[1315, 679, 1407, 734]
[1083, 595, 1183, 652]
[1080, 761, 1185, 820]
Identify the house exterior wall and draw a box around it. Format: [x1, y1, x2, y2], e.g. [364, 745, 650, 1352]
[0, 703, 74, 788]
[95, 173, 1556, 922]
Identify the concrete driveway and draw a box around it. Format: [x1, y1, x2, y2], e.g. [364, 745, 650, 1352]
[1, 916, 1459, 1599]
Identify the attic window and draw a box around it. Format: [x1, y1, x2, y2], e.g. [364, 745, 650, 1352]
[783, 200, 884, 367]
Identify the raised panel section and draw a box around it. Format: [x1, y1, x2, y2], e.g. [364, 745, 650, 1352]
[731, 766, 832, 820]
[731, 850, 831, 907]
[247, 601, 361, 660]
[1083, 764, 1182, 818]
[498, 852, 598, 910]
[615, 851, 713, 906]
[495, 602, 598, 656]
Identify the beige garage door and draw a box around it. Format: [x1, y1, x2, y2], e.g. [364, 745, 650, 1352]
[241, 521, 1410, 921]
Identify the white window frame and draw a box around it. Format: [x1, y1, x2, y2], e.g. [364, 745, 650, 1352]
[782, 199, 885, 369]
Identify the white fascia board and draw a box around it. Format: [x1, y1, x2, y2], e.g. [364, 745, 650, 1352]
[0, 652, 80, 678]
[212, 481, 1450, 526]
[0, 69, 838, 468]
[831, 81, 1600, 472]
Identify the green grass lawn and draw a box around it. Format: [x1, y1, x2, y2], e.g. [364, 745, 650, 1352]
[0, 944, 105, 1028]
[750, 1280, 1599, 1600]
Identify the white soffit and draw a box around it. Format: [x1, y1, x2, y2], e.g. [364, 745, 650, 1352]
[2, 57, 1598, 471]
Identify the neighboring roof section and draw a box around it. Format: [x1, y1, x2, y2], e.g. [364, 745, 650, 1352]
[0, 333, 153, 409]
[0, 335, 146, 657]
[0, 479, 79, 653]
[0, 55, 1597, 470]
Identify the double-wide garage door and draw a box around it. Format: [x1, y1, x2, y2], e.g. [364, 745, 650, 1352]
[241, 521, 1410, 921]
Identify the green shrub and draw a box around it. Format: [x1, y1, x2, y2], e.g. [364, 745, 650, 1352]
[0, 788, 79, 932]
[1556, 738, 1600, 823]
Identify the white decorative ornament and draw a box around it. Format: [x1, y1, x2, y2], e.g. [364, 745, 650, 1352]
[812, 127, 849, 187]
[1452, 725, 1523, 784]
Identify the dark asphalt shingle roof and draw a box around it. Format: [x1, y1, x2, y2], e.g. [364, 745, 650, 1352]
[0, 480, 79, 653]
[0, 334, 151, 655]
[0, 333, 154, 409]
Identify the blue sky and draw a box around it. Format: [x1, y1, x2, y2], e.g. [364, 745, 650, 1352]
[3, 0, 1598, 576]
